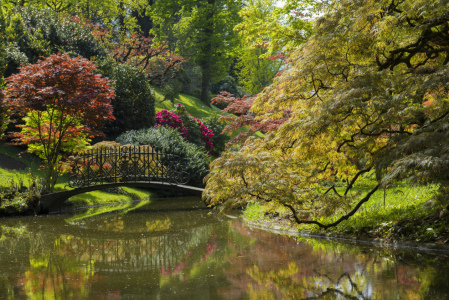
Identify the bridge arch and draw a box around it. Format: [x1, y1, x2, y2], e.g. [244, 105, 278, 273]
[39, 145, 205, 212]
[40, 182, 204, 212]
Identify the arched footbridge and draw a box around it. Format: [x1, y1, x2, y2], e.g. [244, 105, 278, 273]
[40, 145, 204, 211]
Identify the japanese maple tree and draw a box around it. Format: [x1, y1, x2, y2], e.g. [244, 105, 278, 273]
[5, 53, 115, 192]
[204, 0, 449, 228]
[105, 32, 184, 86]
[211, 91, 290, 147]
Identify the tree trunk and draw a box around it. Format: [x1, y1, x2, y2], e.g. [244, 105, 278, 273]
[200, 64, 211, 106]
[199, 0, 215, 107]
[132, 0, 154, 37]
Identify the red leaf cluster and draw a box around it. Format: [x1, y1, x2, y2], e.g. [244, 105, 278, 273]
[108, 32, 185, 85]
[5, 53, 115, 137]
[212, 91, 291, 147]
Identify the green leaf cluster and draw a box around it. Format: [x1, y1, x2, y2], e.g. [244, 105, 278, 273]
[96, 58, 155, 139]
[2, 5, 107, 77]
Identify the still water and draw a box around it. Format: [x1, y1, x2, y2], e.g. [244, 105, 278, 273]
[0, 197, 448, 299]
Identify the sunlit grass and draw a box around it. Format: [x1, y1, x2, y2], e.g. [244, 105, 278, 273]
[153, 86, 222, 118]
[243, 183, 439, 236]
[307, 184, 439, 233]
[0, 141, 41, 190]
[153, 86, 264, 139]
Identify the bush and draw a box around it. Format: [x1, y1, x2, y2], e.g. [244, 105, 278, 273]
[202, 113, 230, 156]
[3, 6, 107, 77]
[156, 104, 214, 154]
[155, 110, 188, 137]
[19, 6, 106, 59]
[116, 127, 210, 187]
[97, 59, 155, 139]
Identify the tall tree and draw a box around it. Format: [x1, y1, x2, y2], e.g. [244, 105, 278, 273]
[234, 0, 314, 94]
[5, 53, 114, 192]
[204, 0, 449, 228]
[150, 0, 242, 105]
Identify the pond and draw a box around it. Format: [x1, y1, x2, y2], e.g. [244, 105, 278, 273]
[0, 197, 448, 299]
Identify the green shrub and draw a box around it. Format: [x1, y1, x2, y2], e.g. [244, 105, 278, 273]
[19, 6, 106, 59]
[3, 6, 107, 77]
[97, 58, 155, 139]
[116, 127, 210, 187]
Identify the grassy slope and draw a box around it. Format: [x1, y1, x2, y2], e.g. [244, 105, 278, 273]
[153, 87, 264, 138]
[153, 87, 222, 117]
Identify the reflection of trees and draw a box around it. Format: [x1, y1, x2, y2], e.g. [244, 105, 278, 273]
[1, 212, 449, 299]
[247, 264, 371, 299]
[0, 213, 228, 299]
[225, 220, 447, 300]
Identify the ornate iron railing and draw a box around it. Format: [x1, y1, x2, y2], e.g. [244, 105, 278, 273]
[67, 146, 189, 188]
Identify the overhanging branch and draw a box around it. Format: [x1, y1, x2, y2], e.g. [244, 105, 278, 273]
[283, 184, 380, 229]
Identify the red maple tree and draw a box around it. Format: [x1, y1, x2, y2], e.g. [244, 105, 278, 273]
[105, 32, 184, 86]
[212, 91, 290, 147]
[5, 53, 115, 191]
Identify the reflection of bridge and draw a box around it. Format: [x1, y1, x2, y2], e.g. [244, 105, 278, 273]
[14, 215, 221, 273]
[40, 146, 204, 211]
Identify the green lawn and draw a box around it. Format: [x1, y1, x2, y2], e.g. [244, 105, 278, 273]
[243, 182, 446, 242]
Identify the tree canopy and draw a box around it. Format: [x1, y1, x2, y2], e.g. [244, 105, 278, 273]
[234, 0, 315, 94]
[150, 0, 242, 105]
[5, 53, 114, 191]
[203, 0, 449, 228]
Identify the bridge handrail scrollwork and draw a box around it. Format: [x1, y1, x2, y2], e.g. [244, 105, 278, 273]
[67, 145, 189, 188]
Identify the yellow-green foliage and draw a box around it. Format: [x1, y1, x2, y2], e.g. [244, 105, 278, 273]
[205, 0, 449, 229]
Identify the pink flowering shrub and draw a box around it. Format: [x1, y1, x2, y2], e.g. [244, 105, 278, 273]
[194, 116, 214, 153]
[155, 104, 214, 154]
[155, 110, 188, 138]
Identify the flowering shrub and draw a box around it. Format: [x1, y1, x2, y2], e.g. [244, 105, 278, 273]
[155, 110, 188, 138]
[155, 104, 214, 154]
[195, 116, 214, 153]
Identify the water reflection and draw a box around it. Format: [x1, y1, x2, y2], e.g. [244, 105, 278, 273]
[0, 198, 448, 299]
[225, 221, 449, 299]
